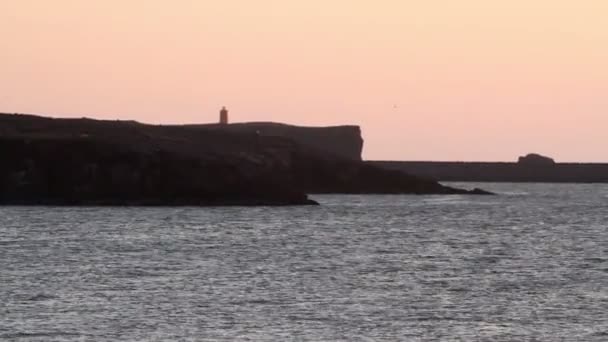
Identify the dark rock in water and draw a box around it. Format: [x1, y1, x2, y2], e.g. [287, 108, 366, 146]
[0, 113, 490, 205]
[27, 293, 56, 301]
[468, 188, 494, 195]
[518, 153, 555, 166]
[432, 186, 494, 195]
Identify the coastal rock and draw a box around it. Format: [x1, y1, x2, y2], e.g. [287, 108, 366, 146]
[289, 151, 494, 195]
[0, 137, 318, 206]
[518, 153, 555, 166]
[468, 188, 494, 195]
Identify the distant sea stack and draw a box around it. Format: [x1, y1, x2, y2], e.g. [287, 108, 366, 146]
[517, 153, 555, 166]
[0, 113, 489, 206]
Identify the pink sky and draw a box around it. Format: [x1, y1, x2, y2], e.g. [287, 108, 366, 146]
[1, 1, 607, 161]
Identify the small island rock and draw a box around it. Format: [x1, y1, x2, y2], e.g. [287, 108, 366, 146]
[518, 153, 555, 166]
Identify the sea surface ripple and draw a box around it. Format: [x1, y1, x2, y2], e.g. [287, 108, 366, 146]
[1, 183, 607, 341]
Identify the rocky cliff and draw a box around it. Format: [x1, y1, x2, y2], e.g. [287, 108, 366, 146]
[0, 113, 489, 206]
[0, 136, 316, 206]
[0, 114, 320, 205]
[190, 122, 364, 161]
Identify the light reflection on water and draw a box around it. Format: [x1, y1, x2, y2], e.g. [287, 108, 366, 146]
[1, 183, 607, 341]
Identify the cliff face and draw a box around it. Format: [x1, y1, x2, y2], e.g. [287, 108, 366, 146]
[0, 137, 317, 206]
[190, 122, 364, 161]
[0, 114, 365, 160]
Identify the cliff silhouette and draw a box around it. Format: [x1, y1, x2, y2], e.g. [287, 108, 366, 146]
[0, 113, 489, 206]
[188, 122, 364, 161]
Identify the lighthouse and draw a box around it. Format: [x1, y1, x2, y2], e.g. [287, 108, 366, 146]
[219, 106, 229, 125]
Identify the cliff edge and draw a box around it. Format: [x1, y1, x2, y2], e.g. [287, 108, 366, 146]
[189, 122, 364, 161]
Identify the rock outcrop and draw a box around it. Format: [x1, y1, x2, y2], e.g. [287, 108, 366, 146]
[518, 153, 555, 166]
[0, 137, 318, 206]
[290, 152, 487, 195]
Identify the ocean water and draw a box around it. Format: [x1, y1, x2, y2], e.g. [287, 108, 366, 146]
[1, 183, 607, 341]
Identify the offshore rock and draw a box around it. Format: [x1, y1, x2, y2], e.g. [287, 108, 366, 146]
[518, 153, 556, 166]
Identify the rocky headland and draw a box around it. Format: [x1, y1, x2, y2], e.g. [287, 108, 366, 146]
[0, 113, 490, 206]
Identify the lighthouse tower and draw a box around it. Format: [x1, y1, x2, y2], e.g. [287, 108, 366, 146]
[219, 106, 229, 125]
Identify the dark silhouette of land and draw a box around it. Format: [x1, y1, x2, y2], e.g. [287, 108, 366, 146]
[0, 113, 489, 206]
[373, 153, 608, 183]
[189, 121, 364, 161]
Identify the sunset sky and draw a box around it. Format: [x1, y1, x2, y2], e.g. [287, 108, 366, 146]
[1, 1, 607, 161]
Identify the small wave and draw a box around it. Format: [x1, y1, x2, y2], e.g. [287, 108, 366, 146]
[113, 269, 161, 278]
[0, 240, 22, 246]
[500, 191, 529, 196]
[26, 293, 57, 301]
[583, 257, 606, 264]
[2, 331, 81, 339]
[228, 298, 278, 306]
[422, 197, 470, 205]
